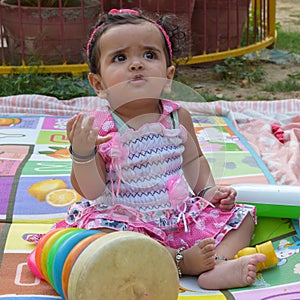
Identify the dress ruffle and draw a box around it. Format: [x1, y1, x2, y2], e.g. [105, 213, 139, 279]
[56, 197, 255, 249]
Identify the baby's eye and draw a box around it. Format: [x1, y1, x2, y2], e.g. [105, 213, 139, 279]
[144, 51, 156, 60]
[113, 54, 126, 62]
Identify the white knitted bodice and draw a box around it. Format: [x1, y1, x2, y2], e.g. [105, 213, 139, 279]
[98, 121, 187, 213]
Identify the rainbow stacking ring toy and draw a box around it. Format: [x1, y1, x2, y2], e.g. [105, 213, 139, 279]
[27, 228, 179, 300]
[61, 232, 106, 299]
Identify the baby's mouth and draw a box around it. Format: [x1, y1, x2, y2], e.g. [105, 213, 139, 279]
[131, 75, 145, 82]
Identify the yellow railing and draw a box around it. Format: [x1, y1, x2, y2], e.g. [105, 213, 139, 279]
[0, 0, 276, 75]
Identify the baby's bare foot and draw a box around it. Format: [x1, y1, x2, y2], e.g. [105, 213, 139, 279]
[197, 253, 266, 290]
[182, 238, 216, 276]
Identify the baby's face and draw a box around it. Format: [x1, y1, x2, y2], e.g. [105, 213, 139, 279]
[95, 22, 175, 108]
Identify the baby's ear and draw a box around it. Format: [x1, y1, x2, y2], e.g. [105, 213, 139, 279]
[163, 65, 175, 94]
[88, 73, 107, 98]
[163, 79, 172, 94]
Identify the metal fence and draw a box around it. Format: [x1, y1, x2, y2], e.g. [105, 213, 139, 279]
[0, 0, 276, 74]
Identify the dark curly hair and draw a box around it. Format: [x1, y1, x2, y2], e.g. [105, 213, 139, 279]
[86, 10, 187, 74]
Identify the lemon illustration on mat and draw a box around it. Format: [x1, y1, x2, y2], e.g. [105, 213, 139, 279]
[28, 179, 68, 202]
[46, 189, 83, 207]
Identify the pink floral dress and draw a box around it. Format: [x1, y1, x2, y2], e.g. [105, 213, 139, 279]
[55, 99, 256, 249]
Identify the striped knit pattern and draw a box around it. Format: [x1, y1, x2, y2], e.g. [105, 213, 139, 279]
[99, 123, 187, 212]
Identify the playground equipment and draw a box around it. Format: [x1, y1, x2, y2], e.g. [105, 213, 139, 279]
[0, 0, 276, 74]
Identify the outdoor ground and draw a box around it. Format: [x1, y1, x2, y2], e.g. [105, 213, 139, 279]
[176, 0, 300, 101]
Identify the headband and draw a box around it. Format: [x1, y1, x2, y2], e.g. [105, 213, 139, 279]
[86, 8, 173, 60]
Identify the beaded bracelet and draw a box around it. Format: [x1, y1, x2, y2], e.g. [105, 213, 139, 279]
[69, 145, 97, 163]
[175, 247, 185, 278]
[197, 185, 214, 198]
[215, 254, 228, 261]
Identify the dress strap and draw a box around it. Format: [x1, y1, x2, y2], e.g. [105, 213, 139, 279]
[171, 111, 179, 129]
[109, 110, 129, 134]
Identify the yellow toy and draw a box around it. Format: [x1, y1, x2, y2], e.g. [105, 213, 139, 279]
[234, 241, 278, 271]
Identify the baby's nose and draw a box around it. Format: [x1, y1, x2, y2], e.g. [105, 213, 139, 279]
[129, 60, 144, 71]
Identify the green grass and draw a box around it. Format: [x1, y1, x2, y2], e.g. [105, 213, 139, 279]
[0, 71, 93, 100]
[275, 29, 300, 54]
[213, 56, 265, 84]
[263, 77, 300, 93]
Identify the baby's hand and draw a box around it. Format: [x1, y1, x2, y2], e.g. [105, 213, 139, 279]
[205, 186, 236, 212]
[67, 113, 111, 156]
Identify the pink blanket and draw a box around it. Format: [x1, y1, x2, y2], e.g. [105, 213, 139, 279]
[182, 99, 300, 185]
[1, 95, 300, 185]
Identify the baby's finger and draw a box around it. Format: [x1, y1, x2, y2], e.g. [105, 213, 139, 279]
[220, 203, 234, 211]
[212, 190, 228, 201]
[220, 196, 234, 205]
[80, 115, 95, 130]
[86, 115, 95, 128]
[66, 115, 80, 141]
[96, 135, 112, 145]
[66, 115, 78, 130]
[230, 189, 237, 198]
[74, 113, 87, 129]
